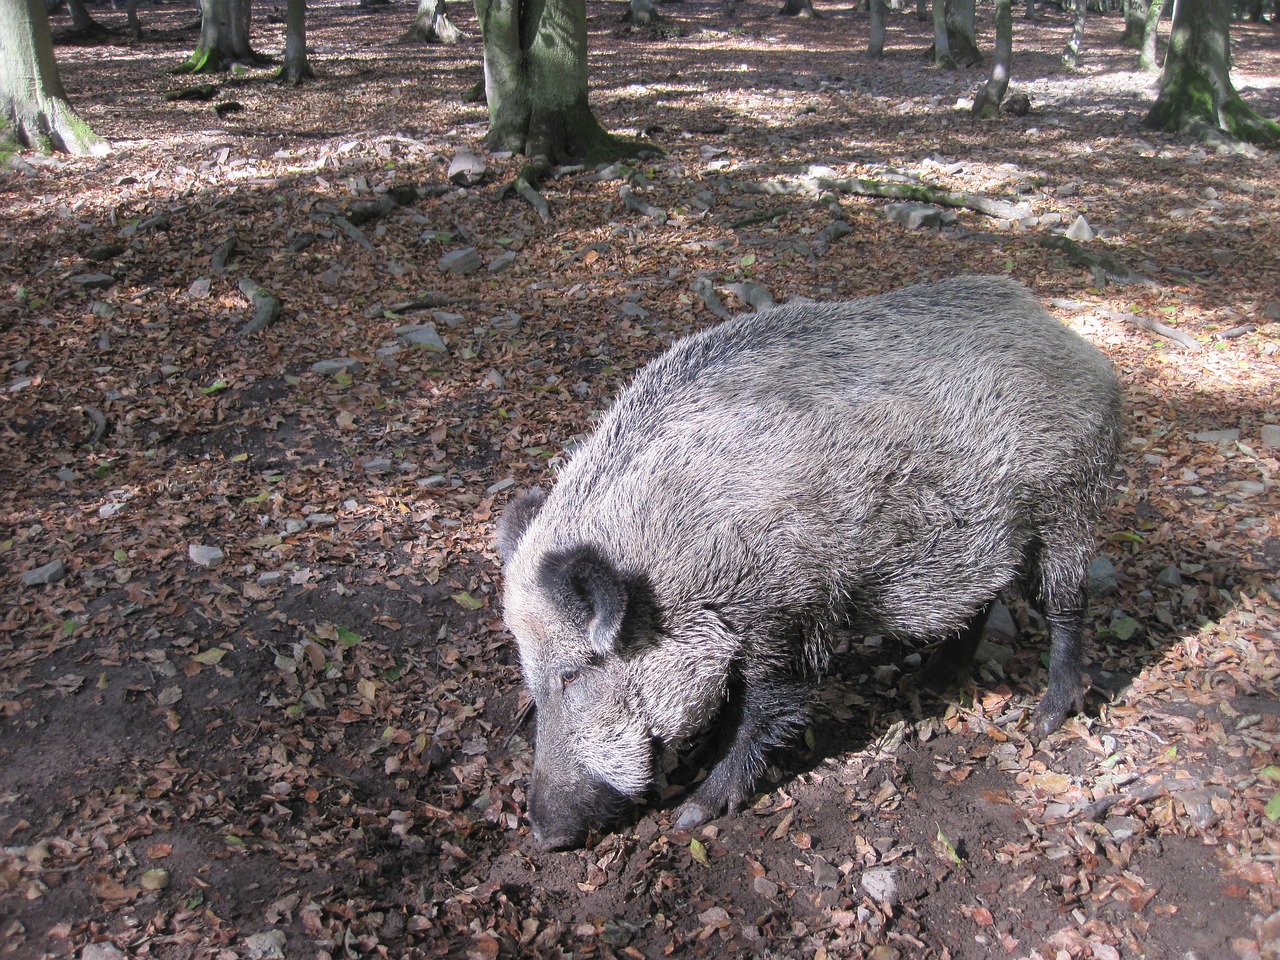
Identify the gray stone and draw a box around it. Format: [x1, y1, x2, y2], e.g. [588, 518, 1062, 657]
[283, 519, 308, 534]
[488, 251, 518, 274]
[243, 930, 287, 960]
[483, 369, 506, 389]
[395, 323, 447, 353]
[860, 867, 899, 907]
[311, 358, 362, 376]
[22, 559, 66, 586]
[984, 601, 1017, 643]
[188, 544, 225, 567]
[886, 202, 942, 230]
[257, 571, 284, 586]
[74, 273, 116, 289]
[1261, 424, 1280, 450]
[1232, 480, 1266, 497]
[1155, 565, 1183, 588]
[487, 477, 517, 494]
[305, 513, 337, 527]
[620, 300, 649, 319]
[1192, 428, 1239, 444]
[439, 247, 482, 275]
[1264, 301, 1280, 323]
[364, 457, 393, 474]
[81, 945, 126, 960]
[1087, 556, 1119, 598]
[810, 855, 840, 888]
[1065, 215, 1095, 242]
[447, 151, 488, 187]
[56, 467, 76, 482]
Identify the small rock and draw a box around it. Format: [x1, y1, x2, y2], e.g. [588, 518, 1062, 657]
[488, 251, 517, 273]
[439, 247, 482, 275]
[1087, 556, 1119, 598]
[1264, 301, 1280, 323]
[1103, 816, 1141, 840]
[87, 243, 126, 263]
[98, 501, 127, 519]
[22, 559, 66, 587]
[311, 358, 362, 376]
[188, 544, 225, 567]
[487, 477, 517, 494]
[257, 571, 284, 586]
[364, 457, 393, 474]
[620, 300, 649, 319]
[1155, 565, 1183, 588]
[74, 272, 116, 289]
[243, 929, 287, 960]
[81, 945, 126, 960]
[188, 277, 212, 299]
[283, 519, 308, 534]
[1065, 215, 1095, 242]
[1232, 480, 1266, 497]
[753, 875, 779, 899]
[975, 638, 1014, 666]
[860, 866, 899, 907]
[447, 151, 488, 187]
[1192, 427, 1239, 444]
[395, 323, 448, 353]
[56, 467, 76, 482]
[886, 201, 943, 231]
[305, 513, 337, 527]
[1175, 786, 1230, 831]
[483, 369, 506, 389]
[811, 855, 841, 888]
[1260, 424, 1280, 450]
[984, 602, 1017, 644]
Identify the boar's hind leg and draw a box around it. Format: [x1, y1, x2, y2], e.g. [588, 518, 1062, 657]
[1031, 595, 1087, 739]
[672, 673, 809, 832]
[920, 599, 996, 691]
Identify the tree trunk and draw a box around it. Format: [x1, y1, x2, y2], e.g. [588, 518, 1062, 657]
[1062, 0, 1086, 69]
[946, 0, 981, 65]
[277, 0, 314, 83]
[972, 0, 1012, 119]
[64, 0, 108, 37]
[179, 0, 266, 73]
[1, 0, 107, 155]
[778, 0, 817, 17]
[932, 0, 954, 68]
[127, 0, 142, 40]
[1143, 0, 1280, 145]
[868, 0, 886, 57]
[402, 0, 463, 41]
[1138, 0, 1166, 72]
[474, 0, 617, 164]
[1120, 0, 1146, 48]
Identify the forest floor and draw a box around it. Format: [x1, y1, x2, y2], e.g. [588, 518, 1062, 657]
[2, 2, 1280, 958]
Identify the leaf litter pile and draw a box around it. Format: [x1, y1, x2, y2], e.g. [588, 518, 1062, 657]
[2, 3, 1280, 958]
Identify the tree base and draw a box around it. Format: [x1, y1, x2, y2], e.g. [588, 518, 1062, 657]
[176, 45, 272, 75]
[1143, 65, 1280, 147]
[276, 61, 316, 85]
[1, 97, 108, 156]
[400, 14, 462, 43]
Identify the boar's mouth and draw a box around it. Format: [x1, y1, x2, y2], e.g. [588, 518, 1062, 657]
[528, 773, 633, 851]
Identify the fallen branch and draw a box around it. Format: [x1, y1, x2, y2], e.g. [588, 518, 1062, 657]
[1100, 308, 1202, 352]
[239, 277, 283, 335]
[620, 184, 668, 224]
[211, 233, 237, 274]
[1038, 235, 1154, 286]
[741, 175, 1031, 221]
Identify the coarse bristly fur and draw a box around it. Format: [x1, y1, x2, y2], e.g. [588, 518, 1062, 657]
[496, 276, 1123, 850]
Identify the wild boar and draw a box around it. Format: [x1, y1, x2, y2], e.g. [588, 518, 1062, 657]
[495, 276, 1122, 850]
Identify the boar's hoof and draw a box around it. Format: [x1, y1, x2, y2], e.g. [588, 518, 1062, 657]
[532, 826, 586, 852]
[673, 800, 718, 832]
[1030, 688, 1084, 742]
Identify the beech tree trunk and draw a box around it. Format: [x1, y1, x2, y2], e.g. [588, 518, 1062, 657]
[474, 0, 617, 164]
[868, 0, 886, 57]
[778, 0, 817, 17]
[179, 0, 266, 73]
[1121, 0, 1146, 48]
[932, 0, 954, 69]
[972, 0, 1012, 119]
[1062, 0, 1086, 69]
[945, 0, 981, 65]
[278, 0, 314, 83]
[1, 0, 107, 155]
[1143, 0, 1280, 145]
[401, 0, 462, 42]
[64, 0, 107, 37]
[1138, 0, 1166, 72]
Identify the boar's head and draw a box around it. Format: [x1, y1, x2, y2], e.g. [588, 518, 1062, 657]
[495, 490, 661, 850]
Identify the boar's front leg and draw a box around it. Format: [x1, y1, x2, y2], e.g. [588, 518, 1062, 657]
[673, 670, 810, 831]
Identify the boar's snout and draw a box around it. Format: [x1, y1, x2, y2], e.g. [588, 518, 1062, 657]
[527, 767, 629, 851]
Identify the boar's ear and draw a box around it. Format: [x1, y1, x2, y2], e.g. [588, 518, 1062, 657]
[538, 545, 627, 657]
[494, 489, 547, 564]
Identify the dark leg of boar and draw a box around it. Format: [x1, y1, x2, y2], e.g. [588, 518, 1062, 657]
[921, 599, 996, 689]
[673, 672, 810, 831]
[1032, 595, 1088, 739]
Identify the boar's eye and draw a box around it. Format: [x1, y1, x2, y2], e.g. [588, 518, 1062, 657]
[559, 668, 580, 688]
